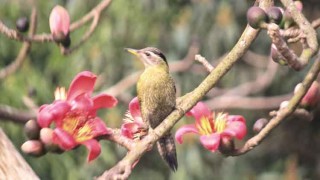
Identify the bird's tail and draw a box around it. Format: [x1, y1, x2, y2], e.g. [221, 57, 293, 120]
[157, 133, 178, 171]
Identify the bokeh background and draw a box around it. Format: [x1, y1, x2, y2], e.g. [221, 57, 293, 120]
[1, 0, 320, 179]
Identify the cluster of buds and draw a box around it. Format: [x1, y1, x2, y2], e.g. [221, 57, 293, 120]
[246, 1, 302, 30]
[22, 120, 61, 156]
[246, 6, 282, 29]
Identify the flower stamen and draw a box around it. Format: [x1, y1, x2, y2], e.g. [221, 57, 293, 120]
[54, 87, 67, 100]
[214, 113, 227, 133]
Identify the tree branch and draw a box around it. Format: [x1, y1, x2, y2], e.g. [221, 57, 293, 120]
[0, 128, 39, 179]
[226, 52, 320, 156]
[0, 104, 36, 124]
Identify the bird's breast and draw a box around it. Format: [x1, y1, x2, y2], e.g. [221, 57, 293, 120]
[137, 68, 176, 127]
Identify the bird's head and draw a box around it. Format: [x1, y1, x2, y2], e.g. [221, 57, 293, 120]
[125, 47, 168, 68]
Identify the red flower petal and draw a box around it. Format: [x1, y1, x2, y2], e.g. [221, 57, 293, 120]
[175, 124, 199, 144]
[93, 94, 118, 110]
[221, 115, 247, 140]
[67, 71, 97, 101]
[129, 97, 143, 124]
[71, 93, 94, 112]
[49, 5, 70, 36]
[52, 128, 77, 150]
[38, 101, 71, 128]
[89, 117, 111, 137]
[81, 139, 101, 162]
[121, 122, 142, 139]
[186, 102, 212, 124]
[37, 105, 54, 128]
[199, 134, 220, 152]
[50, 101, 71, 121]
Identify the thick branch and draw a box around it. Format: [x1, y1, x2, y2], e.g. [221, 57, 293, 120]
[0, 128, 39, 179]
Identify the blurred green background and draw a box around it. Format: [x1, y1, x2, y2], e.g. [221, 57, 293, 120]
[1, 0, 320, 179]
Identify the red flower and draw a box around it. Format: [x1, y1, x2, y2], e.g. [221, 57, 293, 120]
[175, 102, 247, 152]
[49, 5, 70, 37]
[37, 71, 118, 162]
[121, 97, 147, 140]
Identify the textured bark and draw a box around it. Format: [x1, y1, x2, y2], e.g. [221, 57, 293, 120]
[0, 128, 39, 180]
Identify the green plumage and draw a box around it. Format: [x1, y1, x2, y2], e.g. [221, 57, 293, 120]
[127, 47, 178, 171]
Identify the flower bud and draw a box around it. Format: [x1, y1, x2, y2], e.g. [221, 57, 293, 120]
[280, 101, 289, 109]
[253, 118, 268, 133]
[247, 7, 268, 29]
[49, 5, 70, 41]
[16, 17, 29, 32]
[218, 136, 235, 154]
[21, 140, 46, 157]
[266, 7, 283, 25]
[300, 81, 320, 109]
[39, 128, 63, 153]
[294, 83, 302, 95]
[24, 119, 40, 140]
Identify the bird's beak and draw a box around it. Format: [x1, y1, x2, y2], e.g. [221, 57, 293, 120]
[124, 48, 139, 57]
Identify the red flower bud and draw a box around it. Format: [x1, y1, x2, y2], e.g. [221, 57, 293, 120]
[49, 5, 70, 40]
[300, 81, 320, 109]
[253, 118, 268, 133]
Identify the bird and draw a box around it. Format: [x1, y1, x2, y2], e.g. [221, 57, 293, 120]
[125, 47, 178, 171]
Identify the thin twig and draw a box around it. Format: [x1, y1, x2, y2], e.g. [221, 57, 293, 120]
[195, 54, 214, 72]
[281, 0, 318, 53]
[0, 105, 36, 124]
[205, 93, 291, 110]
[0, 0, 112, 43]
[0, 8, 37, 79]
[62, 12, 100, 55]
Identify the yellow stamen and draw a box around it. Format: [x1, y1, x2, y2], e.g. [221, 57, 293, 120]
[76, 123, 94, 142]
[62, 117, 80, 134]
[197, 117, 213, 135]
[214, 113, 227, 133]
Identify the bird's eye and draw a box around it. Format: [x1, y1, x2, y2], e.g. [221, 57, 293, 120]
[145, 52, 150, 56]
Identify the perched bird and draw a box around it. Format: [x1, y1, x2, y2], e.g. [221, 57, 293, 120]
[125, 47, 178, 171]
